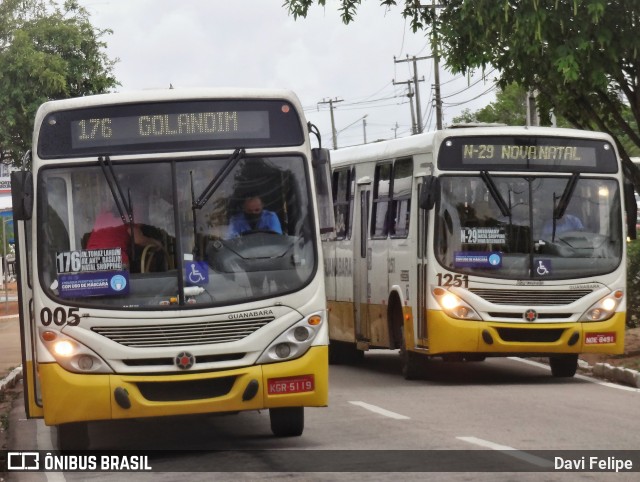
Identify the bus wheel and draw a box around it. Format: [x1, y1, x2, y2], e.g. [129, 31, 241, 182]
[549, 354, 578, 377]
[400, 327, 423, 380]
[56, 422, 89, 451]
[269, 407, 304, 437]
[329, 341, 364, 365]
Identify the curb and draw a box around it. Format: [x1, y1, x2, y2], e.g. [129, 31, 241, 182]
[0, 366, 23, 396]
[579, 359, 640, 388]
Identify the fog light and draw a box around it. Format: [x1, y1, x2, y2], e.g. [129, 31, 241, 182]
[275, 343, 291, 358]
[77, 355, 94, 370]
[53, 340, 74, 357]
[294, 326, 309, 341]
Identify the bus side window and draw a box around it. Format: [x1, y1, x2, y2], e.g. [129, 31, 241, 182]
[371, 163, 392, 238]
[390, 158, 412, 238]
[332, 168, 352, 240]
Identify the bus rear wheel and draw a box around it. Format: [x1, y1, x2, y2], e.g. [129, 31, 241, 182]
[56, 422, 89, 451]
[549, 354, 578, 377]
[400, 326, 423, 380]
[269, 407, 304, 437]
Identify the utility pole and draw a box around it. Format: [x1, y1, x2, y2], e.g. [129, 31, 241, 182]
[318, 97, 343, 149]
[362, 116, 367, 144]
[391, 122, 399, 138]
[408, 1, 443, 130]
[392, 79, 417, 134]
[526, 90, 539, 127]
[394, 55, 428, 133]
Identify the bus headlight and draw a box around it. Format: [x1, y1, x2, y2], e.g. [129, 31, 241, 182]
[432, 287, 482, 321]
[580, 289, 624, 322]
[256, 311, 325, 364]
[39, 329, 113, 374]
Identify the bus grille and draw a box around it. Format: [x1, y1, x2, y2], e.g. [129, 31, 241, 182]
[468, 289, 593, 306]
[92, 316, 275, 347]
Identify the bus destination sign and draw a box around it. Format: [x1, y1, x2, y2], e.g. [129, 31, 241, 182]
[438, 135, 616, 172]
[461, 143, 595, 163]
[37, 99, 304, 158]
[70, 110, 269, 148]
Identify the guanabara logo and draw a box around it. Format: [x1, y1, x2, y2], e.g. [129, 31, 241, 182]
[175, 351, 195, 369]
[524, 309, 538, 322]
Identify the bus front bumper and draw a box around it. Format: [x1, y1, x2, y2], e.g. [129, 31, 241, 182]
[425, 310, 625, 356]
[39, 345, 328, 426]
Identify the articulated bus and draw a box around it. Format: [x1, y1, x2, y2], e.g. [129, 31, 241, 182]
[324, 126, 631, 379]
[11, 88, 334, 449]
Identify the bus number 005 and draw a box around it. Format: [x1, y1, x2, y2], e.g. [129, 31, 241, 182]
[436, 273, 469, 288]
[40, 307, 80, 326]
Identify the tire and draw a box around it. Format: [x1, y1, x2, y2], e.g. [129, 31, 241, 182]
[56, 422, 89, 451]
[329, 341, 364, 365]
[549, 354, 578, 377]
[400, 326, 423, 380]
[269, 407, 304, 437]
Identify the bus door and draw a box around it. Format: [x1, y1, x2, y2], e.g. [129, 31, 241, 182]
[10, 171, 43, 418]
[353, 177, 371, 346]
[416, 176, 429, 346]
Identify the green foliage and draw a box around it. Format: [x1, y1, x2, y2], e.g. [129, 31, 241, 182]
[452, 83, 528, 125]
[283, 0, 640, 188]
[627, 240, 640, 328]
[0, 0, 119, 167]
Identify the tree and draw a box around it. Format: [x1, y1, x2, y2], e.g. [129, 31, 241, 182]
[284, 0, 640, 186]
[452, 83, 528, 125]
[0, 0, 118, 167]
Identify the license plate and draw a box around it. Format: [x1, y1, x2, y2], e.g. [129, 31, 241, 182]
[267, 375, 314, 395]
[585, 332, 616, 345]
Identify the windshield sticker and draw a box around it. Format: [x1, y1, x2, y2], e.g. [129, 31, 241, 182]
[185, 261, 209, 286]
[454, 251, 502, 268]
[56, 248, 123, 274]
[535, 259, 552, 277]
[57, 271, 129, 298]
[460, 227, 506, 244]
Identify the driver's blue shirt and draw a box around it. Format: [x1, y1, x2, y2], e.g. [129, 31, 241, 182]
[227, 210, 282, 238]
[542, 214, 584, 237]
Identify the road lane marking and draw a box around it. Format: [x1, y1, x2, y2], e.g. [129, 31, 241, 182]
[456, 436, 553, 468]
[509, 357, 640, 393]
[349, 401, 410, 420]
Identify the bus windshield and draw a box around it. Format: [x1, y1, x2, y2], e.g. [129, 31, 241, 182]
[39, 155, 316, 309]
[434, 174, 623, 280]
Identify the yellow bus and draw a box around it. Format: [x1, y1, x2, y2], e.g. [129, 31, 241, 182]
[11, 88, 333, 449]
[324, 126, 630, 379]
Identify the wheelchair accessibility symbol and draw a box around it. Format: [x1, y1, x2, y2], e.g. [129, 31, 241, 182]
[535, 259, 551, 276]
[185, 261, 209, 286]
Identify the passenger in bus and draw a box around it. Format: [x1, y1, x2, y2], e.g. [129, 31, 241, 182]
[86, 205, 163, 269]
[226, 194, 282, 238]
[542, 212, 584, 237]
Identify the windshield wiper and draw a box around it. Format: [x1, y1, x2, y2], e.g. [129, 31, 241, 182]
[190, 148, 245, 257]
[554, 172, 579, 220]
[550, 172, 580, 241]
[192, 148, 245, 210]
[480, 171, 511, 218]
[98, 155, 136, 262]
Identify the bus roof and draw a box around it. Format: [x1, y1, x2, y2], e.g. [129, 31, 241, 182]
[330, 126, 616, 168]
[34, 87, 304, 119]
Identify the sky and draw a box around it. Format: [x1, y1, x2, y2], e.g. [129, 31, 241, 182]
[76, 0, 497, 149]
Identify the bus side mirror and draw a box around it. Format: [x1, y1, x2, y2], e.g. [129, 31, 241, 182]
[311, 148, 336, 240]
[11, 171, 34, 221]
[419, 175, 439, 210]
[624, 181, 637, 240]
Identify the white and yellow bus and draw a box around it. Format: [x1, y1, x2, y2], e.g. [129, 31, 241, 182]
[11, 88, 334, 449]
[324, 126, 631, 379]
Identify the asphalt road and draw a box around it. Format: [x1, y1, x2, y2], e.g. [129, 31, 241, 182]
[5, 351, 640, 481]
